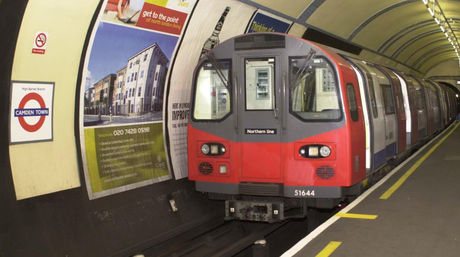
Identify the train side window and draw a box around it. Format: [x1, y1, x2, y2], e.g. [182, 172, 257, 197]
[346, 83, 359, 121]
[245, 58, 275, 110]
[364, 69, 379, 118]
[193, 60, 231, 120]
[289, 57, 341, 121]
[352, 62, 378, 118]
[381, 84, 395, 114]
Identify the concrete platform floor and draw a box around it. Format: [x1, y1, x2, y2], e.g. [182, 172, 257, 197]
[284, 121, 460, 257]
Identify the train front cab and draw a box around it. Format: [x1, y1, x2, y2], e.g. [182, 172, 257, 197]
[188, 33, 365, 222]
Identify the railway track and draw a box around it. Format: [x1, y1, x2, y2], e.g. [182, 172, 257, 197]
[141, 209, 333, 257]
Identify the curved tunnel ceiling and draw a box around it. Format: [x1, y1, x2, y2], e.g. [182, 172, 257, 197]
[242, 0, 460, 76]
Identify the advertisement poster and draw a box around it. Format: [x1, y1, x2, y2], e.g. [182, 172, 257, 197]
[166, 0, 256, 179]
[10, 81, 54, 144]
[80, 0, 196, 199]
[246, 9, 292, 33]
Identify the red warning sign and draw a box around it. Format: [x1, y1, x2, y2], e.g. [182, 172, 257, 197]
[32, 32, 48, 54]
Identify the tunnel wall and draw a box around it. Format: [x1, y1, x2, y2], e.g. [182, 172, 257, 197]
[1, 1, 223, 256]
[2, 0, 303, 256]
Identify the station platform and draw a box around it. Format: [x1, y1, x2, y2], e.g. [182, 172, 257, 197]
[283, 121, 460, 257]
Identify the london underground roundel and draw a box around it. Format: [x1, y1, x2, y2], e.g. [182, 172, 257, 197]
[10, 81, 54, 144]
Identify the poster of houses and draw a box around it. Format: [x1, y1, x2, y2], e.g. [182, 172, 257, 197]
[79, 0, 196, 199]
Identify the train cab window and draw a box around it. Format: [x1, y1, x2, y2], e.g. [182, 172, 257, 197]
[381, 84, 395, 114]
[289, 57, 341, 121]
[245, 58, 275, 110]
[346, 83, 359, 121]
[193, 60, 231, 120]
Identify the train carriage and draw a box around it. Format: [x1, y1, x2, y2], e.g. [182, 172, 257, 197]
[187, 33, 457, 222]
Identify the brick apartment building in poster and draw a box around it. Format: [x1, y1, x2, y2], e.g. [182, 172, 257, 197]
[86, 43, 169, 117]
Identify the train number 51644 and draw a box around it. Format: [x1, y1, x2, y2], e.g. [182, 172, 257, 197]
[294, 189, 315, 197]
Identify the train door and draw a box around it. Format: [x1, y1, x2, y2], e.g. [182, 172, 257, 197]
[420, 81, 434, 136]
[433, 82, 448, 127]
[444, 87, 454, 122]
[437, 83, 448, 127]
[237, 55, 283, 181]
[400, 75, 419, 147]
[345, 60, 372, 174]
[393, 71, 412, 150]
[350, 61, 387, 170]
[412, 79, 428, 140]
[370, 66, 397, 161]
[377, 66, 406, 155]
[425, 82, 441, 132]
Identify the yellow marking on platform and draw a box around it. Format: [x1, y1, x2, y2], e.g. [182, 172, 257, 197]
[362, 178, 369, 188]
[334, 212, 378, 219]
[315, 241, 342, 257]
[380, 122, 460, 200]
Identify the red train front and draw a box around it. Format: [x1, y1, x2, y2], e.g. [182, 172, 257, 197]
[188, 33, 365, 222]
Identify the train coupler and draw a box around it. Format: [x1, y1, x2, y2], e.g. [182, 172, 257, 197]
[225, 200, 284, 222]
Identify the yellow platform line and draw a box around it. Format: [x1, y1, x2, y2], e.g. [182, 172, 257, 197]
[362, 178, 369, 188]
[334, 212, 378, 219]
[315, 241, 342, 257]
[380, 122, 459, 200]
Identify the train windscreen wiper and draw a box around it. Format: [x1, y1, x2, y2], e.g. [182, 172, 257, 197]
[290, 49, 316, 88]
[207, 51, 230, 90]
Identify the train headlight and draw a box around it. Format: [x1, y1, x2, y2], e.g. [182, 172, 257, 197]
[299, 148, 306, 155]
[320, 146, 331, 157]
[210, 145, 219, 155]
[201, 144, 210, 155]
[308, 146, 319, 157]
[219, 165, 227, 174]
[200, 143, 227, 156]
[299, 144, 332, 158]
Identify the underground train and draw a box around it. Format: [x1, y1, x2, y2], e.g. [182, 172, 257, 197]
[187, 33, 458, 222]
